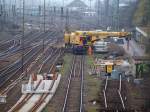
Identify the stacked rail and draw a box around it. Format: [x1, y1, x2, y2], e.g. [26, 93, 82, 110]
[8, 48, 63, 112]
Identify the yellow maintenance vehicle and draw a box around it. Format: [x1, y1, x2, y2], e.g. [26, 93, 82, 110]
[64, 30, 131, 54]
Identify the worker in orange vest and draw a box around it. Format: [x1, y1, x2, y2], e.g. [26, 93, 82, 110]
[88, 46, 93, 55]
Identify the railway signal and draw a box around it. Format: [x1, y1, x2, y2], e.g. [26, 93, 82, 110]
[105, 64, 114, 76]
[106, 64, 113, 73]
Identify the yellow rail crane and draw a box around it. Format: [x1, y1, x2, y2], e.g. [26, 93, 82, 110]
[64, 30, 131, 54]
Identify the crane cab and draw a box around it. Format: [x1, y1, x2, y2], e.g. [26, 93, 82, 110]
[72, 45, 87, 55]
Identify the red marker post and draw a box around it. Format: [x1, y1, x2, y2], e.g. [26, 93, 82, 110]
[88, 46, 92, 55]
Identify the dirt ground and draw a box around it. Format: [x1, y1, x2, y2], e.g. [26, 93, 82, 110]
[126, 76, 150, 112]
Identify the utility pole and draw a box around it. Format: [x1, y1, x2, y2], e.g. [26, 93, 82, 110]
[44, 0, 46, 32]
[38, 5, 41, 16]
[117, 0, 120, 31]
[48, 0, 51, 27]
[0, 0, 1, 14]
[2, 0, 5, 30]
[65, 8, 69, 32]
[3, 0, 5, 22]
[21, 0, 25, 74]
[61, 0, 65, 32]
[19, 0, 22, 27]
[105, 0, 109, 29]
[89, 0, 92, 11]
[60, 6, 64, 32]
[31, 0, 33, 27]
[62, 0, 64, 7]
[12, 1, 16, 23]
[97, 0, 101, 27]
[0, 0, 2, 30]
[43, 0, 46, 52]
[10, 0, 12, 19]
[15, 0, 16, 16]
[111, 1, 115, 30]
[38, 0, 41, 30]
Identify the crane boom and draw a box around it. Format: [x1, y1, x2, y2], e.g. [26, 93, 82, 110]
[64, 30, 131, 45]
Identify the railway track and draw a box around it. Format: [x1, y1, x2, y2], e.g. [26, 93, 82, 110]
[0, 31, 39, 55]
[0, 46, 42, 89]
[0, 40, 14, 52]
[28, 50, 63, 112]
[38, 48, 60, 74]
[0, 29, 62, 91]
[0, 42, 58, 93]
[0, 42, 57, 96]
[101, 75, 127, 112]
[0, 30, 56, 58]
[62, 55, 84, 112]
[0, 29, 63, 112]
[8, 48, 64, 112]
[0, 31, 43, 58]
[0, 48, 37, 76]
[0, 31, 59, 72]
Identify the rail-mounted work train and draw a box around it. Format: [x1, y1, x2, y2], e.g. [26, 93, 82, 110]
[64, 30, 131, 54]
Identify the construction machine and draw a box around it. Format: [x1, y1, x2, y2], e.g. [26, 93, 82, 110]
[64, 30, 131, 54]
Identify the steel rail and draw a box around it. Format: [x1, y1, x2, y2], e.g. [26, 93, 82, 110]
[0, 31, 52, 58]
[118, 90, 125, 110]
[9, 48, 63, 112]
[0, 31, 41, 57]
[0, 31, 57, 73]
[103, 74, 126, 110]
[104, 76, 108, 91]
[62, 55, 84, 112]
[9, 79, 43, 112]
[1, 43, 56, 95]
[103, 90, 108, 108]
[62, 55, 76, 112]
[29, 80, 55, 112]
[28, 49, 63, 112]
[0, 48, 35, 76]
[0, 46, 42, 88]
[0, 31, 60, 94]
[38, 48, 59, 74]
[80, 56, 84, 112]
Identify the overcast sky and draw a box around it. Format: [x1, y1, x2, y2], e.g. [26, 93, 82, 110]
[4, 0, 96, 7]
[27, 0, 95, 6]
[4, 0, 136, 7]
